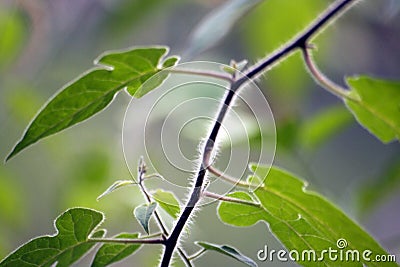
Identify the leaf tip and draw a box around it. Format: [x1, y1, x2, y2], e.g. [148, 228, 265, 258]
[4, 152, 13, 163]
[4, 142, 22, 162]
[161, 56, 180, 69]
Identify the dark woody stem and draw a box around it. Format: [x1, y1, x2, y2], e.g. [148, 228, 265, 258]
[240, 0, 358, 83]
[160, 0, 358, 266]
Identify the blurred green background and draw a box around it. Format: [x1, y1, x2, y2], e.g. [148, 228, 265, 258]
[0, 0, 399, 266]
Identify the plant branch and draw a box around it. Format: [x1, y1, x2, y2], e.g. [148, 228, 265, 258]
[89, 237, 165, 245]
[137, 158, 169, 236]
[178, 249, 193, 267]
[301, 47, 360, 101]
[160, 81, 238, 267]
[140, 232, 163, 239]
[136, 158, 192, 266]
[207, 165, 249, 187]
[239, 0, 358, 83]
[160, 0, 358, 266]
[301, 46, 347, 97]
[188, 248, 207, 261]
[167, 68, 233, 82]
[203, 191, 261, 207]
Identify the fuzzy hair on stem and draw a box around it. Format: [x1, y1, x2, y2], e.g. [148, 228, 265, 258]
[160, 0, 359, 266]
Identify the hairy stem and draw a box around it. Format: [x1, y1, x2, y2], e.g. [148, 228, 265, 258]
[160, 0, 358, 266]
[160, 84, 238, 267]
[240, 0, 358, 83]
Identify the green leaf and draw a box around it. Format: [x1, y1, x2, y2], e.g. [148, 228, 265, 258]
[162, 56, 180, 68]
[345, 76, 400, 143]
[196, 241, 257, 267]
[218, 191, 261, 227]
[185, 0, 262, 57]
[134, 202, 157, 234]
[152, 189, 181, 219]
[218, 165, 396, 266]
[298, 105, 353, 149]
[6, 46, 179, 161]
[222, 66, 236, 76]
[97, 180, 136, 201]
[0, 208, 105, 267]
[91, 233, 141, 267]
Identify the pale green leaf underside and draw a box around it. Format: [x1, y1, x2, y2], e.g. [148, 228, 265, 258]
[152, 189, 181, 218]
[196, 241, 257, 267]
[6, 47, 179, 161]
[0, 208, 105, 267]
[134, 202, 157, 234]
[218, 165, 396, 267]
[345, 76, 400, 143]
[91, 233, 141, 267]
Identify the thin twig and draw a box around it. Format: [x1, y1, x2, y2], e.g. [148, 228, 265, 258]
[188, 248, 207, 261]
[137, 163, 169, 235]
[89, 237, 165, 245]
[203, 191, 261, 207]
[301, 47, 354, 99]
[136, 158, 192, 266]
[207, 165, 249, 187]
[141, 232, 163, 239]
[167, 68, 233, 82]
[178, 248, 193, 267]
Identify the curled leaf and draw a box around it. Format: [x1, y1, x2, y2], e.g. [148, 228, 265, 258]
[134, 202, 157, 234]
